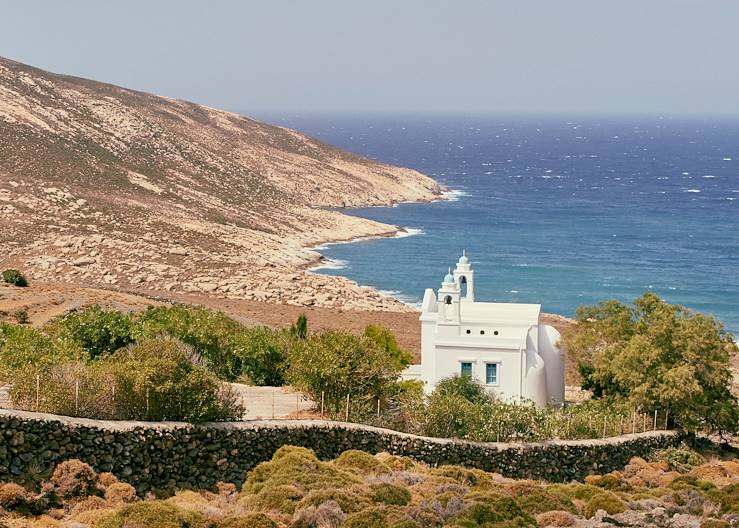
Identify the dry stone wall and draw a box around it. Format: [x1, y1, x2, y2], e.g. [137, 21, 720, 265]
[0, 409, 682, 493]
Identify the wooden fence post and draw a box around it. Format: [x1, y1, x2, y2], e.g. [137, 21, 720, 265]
[75, 380, 80, 416]
[653, 409, 658, 430]
[320, 391, 324, 418]
[35, 374, 40, 412]
[345, 394, 349, 422]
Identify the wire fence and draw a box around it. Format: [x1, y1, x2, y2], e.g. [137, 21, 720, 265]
[2, 375, 672, 442]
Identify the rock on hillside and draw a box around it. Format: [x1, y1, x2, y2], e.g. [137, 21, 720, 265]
[0, 57, 443, 310]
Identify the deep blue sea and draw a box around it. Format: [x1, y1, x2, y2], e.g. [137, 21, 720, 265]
[263, 114, 739, 333]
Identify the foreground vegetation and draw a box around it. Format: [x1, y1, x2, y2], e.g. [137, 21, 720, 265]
[1, 292, 737, 442]
[1, 444, 738, 528]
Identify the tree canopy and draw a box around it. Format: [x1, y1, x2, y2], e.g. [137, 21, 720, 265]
[563, 292, 739, 435]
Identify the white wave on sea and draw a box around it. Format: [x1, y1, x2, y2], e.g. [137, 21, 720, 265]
[442, 189, 468, 201]
[307, 258, 349, 272]
[379, 289, 422, 307]
[394, 227, 425, 238]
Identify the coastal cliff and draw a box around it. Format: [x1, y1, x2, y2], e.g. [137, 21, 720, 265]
[0, 57, 442, 311]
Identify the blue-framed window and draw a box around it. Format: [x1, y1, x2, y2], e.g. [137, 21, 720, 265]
[486, 363, 499, 385]
[460, 362, 473, 378]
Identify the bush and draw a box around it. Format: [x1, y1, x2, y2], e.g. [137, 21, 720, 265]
[97, 336, 243, 422]
[230, 327, 292, 386]
[243, 446, 359, 497]
[0, 323, 82, 381]
[334, 450, 389, 475]
[104, 482, 137, 504]
[219, 513, 277, 528]
[343, 508, 390, 528]
[287, 331, 405, 419]
[9, 336, 242, 422]
[450, 497, 535, 527]
[371, 483, 411, 506]
[3, 268, 28, 287]
[242, 485, 304, 515]
[96, 501, 207, 528]
[46, 306, 136, 359]
[48, 459, 98, 500]
[137, 305, 244, 380]
[656, 447, 707, 473]
[0, 482, 30, 511]
[583, 492, 626, 517]
[292, 499, 346, 528]
[13, 308, 29, 324]
[296, 488, 370, 514]
[535, 510, 575, 527]
[363, 325, 413, 369]
[700, 520, 730, 528]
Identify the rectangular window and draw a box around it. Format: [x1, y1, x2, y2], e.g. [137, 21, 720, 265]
[460, 362, 473, 378]
[486, 363, 499, 385]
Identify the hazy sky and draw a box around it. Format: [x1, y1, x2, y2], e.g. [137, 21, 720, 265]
[2, 0, 738, 115]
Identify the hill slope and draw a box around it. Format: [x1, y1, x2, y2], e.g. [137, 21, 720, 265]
[0, 57, 443, 310]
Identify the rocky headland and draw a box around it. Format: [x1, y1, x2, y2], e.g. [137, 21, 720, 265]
[0, 56, 443, 312]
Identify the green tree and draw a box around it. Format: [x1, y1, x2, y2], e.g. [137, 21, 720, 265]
[287, 330, 404, 419]
[45, 306, 136, 359]
[363, 324, 414, 369]
[0, 323, 82, 381]
[563, 292, 739, 435]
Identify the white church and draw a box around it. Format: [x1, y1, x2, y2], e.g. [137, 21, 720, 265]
[405, 252, 565, 407]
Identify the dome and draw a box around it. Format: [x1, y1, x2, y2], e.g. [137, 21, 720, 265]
[443, 268, 455, 284]
[458, 250, 469, 265]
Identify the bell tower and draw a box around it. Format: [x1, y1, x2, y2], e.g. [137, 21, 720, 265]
[437, 268, 460, 323]
[453, 250, 475, 301]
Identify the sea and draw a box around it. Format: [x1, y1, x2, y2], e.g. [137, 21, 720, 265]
[261, 114, 739, 334]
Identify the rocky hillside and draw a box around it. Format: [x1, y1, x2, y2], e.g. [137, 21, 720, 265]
[0, 57, 443, 310]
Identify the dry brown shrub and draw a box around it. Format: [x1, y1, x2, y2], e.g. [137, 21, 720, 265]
[48, 459, 98, 499]
[690, 462, 737, 487]
[622, 457, 675, 488]
[104, 482, 137, 505]
[96, 472, 119, 492]
[69, 495, 108, 516]
[166, 490, 210, 511]
[2, 515, 61, 528]
[0, 483, 29, 510]
[373, 453, 423, 472]
[535, 510, 576, 527]
[217, 482, 237, 496]
[291, 499, 346, 528]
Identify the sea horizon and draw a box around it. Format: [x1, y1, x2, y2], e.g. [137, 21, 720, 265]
[256, 113, 739, 334]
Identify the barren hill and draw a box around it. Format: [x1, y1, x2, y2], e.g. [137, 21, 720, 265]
[0, 57, 443, 310]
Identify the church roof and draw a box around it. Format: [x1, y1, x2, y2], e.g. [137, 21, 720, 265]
[459, 301, 541, 325]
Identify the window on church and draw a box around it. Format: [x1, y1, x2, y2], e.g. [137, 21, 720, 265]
[460, 362, 473, 378]
[486, 363, 499, 385]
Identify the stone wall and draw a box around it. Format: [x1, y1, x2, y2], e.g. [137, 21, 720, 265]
[0, 409, 682, 492]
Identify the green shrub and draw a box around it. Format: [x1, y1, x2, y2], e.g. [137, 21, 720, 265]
[3, 269, 28, 287]
[13, 308, 29, 324]
[433, 374, 490, 404]
[97, 336, 243, 422]
[242, 446, 359, 496]
[296, 488, 370, 514]
[46, 306, 136, 359]
[334, 450, 389, 475]
[422, 392, 483, 439]
[587, 474, 633, 492]
[96, 501, 208, 528]
[286, 331, 405, 419]
[371, 483, 411, 506]
[242, 484, 304, 514]
[546, 483, 603, 502]
[219, 513, 277, 528]
[700, 520, 730, 528]
[656, 447, 707, 473]
[230, 327, 292, 386]
[0, 323, 82, 381]
[506, 484, 575, 515]
[343, 508, 390, 528]
[363, 325, 413, 369]
[450, 497, 535, 527]
[137, 305, 244, 380]
[430, 466, 492, 488]
[716, 482, 739, 514]
[583, 492, 626, 517]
